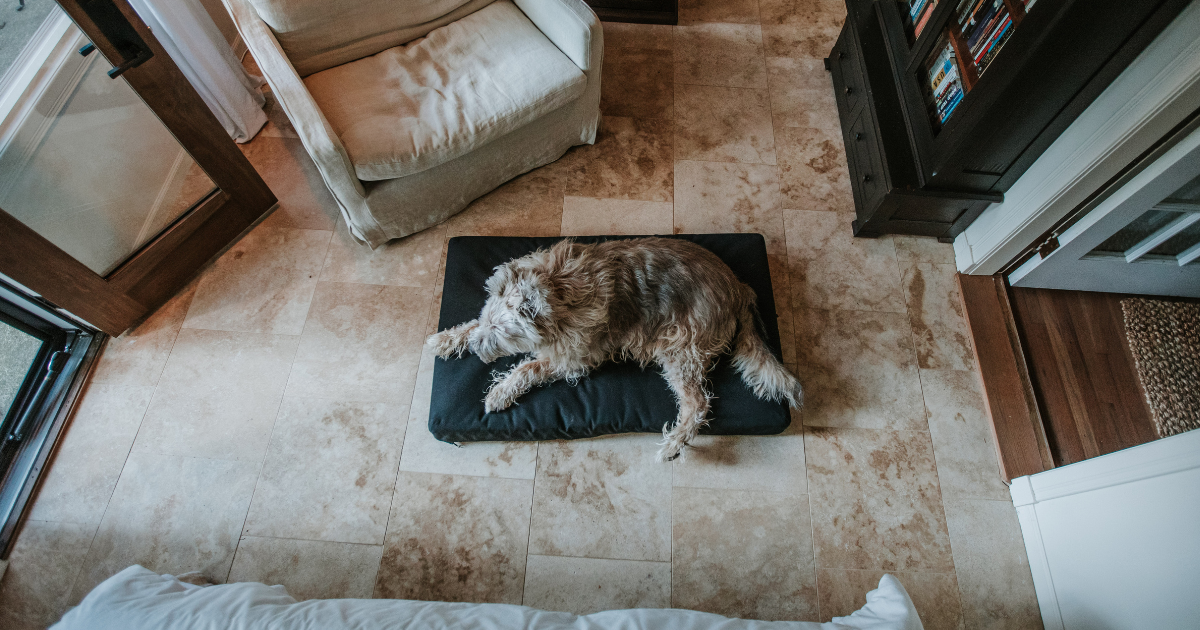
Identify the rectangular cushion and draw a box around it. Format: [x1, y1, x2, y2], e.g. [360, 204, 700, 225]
[429, 235, 792, 443]
[305, 1, 588, 181]
[248, 0, 495, 76]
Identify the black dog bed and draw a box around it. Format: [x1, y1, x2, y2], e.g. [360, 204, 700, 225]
[428, 234, 791, 442]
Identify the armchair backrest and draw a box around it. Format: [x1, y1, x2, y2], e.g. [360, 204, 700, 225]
[246, 0, 496, 76]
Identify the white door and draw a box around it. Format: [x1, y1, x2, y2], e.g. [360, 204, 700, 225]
[1008, 121, 1200, 297]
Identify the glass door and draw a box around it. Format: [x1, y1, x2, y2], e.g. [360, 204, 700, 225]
[0, 0, 275, 335]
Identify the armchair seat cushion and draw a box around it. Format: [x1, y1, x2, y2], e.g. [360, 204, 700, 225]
[304, 0, 588, 181]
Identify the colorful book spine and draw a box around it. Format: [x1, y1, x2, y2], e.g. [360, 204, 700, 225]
[910, 0, 930, 20]
[967, 2, 1003, 51]
[915, 2, 937, 37]
[977, 18, 1014, 72]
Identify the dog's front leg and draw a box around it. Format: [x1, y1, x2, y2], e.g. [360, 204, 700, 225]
[427, 320, 479, 359]
[484, 357, 565, 413]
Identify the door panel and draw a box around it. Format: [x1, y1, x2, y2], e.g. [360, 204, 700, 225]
[1009, 116, 1200, 297]
[0, 0, 276, 335]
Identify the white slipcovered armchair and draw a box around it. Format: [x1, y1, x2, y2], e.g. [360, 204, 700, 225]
[222, 0, 602, 247]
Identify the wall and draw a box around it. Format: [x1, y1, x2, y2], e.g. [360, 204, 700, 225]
[1010, 429, 1200, 630]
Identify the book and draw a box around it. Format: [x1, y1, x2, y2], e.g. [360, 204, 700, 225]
[928, 45, 955, 87]
[915, 2, 937, 37]
[934, 62, 960, 97]
[966, 2, 1004, 50]
[938, 85, 964, 122]
[974, 15, 1011, 63]
[910, 0, 930, 20]
[958, 0, 988, 26]
[977, 18, 1014, 71]
[962, 0, 998, 37]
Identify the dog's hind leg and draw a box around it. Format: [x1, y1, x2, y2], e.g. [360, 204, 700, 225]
[484, 357, 584, 413]
[427, 320, 479, 359]
[656, 354, 712, 462]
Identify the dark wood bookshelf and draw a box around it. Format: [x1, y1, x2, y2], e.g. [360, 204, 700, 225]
[828, 0, 1190, 241]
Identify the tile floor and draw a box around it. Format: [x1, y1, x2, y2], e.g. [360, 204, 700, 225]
[0, 2, 1042, 628]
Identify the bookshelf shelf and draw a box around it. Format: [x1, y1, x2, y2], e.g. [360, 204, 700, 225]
[826, 0, 1187, 241]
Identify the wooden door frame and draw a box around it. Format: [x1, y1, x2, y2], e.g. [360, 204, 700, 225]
[0, 0, 275, 336]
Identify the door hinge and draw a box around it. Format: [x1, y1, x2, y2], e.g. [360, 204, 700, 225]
[1038, 235, 1060, 259]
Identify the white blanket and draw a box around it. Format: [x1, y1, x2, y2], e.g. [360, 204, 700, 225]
[53, 566, 924, 630]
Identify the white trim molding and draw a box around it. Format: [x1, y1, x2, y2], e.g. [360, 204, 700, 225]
[1011, 429, 1200, 630]
[955, 1, 1200, 275]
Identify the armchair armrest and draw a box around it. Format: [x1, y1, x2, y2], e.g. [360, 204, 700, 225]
[513, 0, 601, 73]
[220, 0, 386, 245]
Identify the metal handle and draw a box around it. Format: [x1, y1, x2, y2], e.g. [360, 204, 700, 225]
[863, 174, 872, 183]
[107, 49, 152, 78]
[838, 52, 845, 60]
[6, 351, 68, 443]
[855, 132, 862, 140]
[845, 86, 853, 95]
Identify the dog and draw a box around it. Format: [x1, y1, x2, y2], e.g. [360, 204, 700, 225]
[427, 237, 803, 462]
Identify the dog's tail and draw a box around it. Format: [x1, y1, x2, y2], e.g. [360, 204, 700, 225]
[732, 297, 803, 409]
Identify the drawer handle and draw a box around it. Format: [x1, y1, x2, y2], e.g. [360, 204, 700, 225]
[855, 132, 862, 141]
[863, 174, 872, 183]
[845, 86, 853, 95]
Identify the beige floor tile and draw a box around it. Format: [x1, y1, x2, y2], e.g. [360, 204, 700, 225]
[286, 282, 431, 404]
[602, 47, 673, 120]
[785, 209, 905, 313]
[522, 555, 671, 614]
[672, 414, 806, 493]
[771, 254, 798, 365]
[776, 126, 854, 215]
[542, 116, 674, 202]
[673, 487, 818, 621]
[678, 0, 759, 24]
[675, 84, 776, 165]
[530, 436, 671, 562]
[133, 328, 297, 461]
[793, 308, 926, 431]
[602, 22, 675, 51]
[228, 536, 383, 600]
[893, 234, 956, 264]
[90, 281, 195, 386]
[243, 135, 341, 232]
[675, 24, 768, 89]
[560, 196, 673, 236]
[817, 569, 964, 630]
[900, 262, 974, 371]
[375, 472, 533, 603]
[183, 225, 331, 335]
[758, 0, 845, 59]
[673, 160, 784, 254]
[767, 57, 840, 130]
[29, 384, 154, 526]
[806, 427, 955, 573]
[242, 398, 406, 545]
[921, 369, 1009, 501]
[71, 452, 258, 599]
[320, 219, 447, 288]
[441, 173, 564, 238]
[943, 499, 1042, 630]
[0, 521, 95, 630]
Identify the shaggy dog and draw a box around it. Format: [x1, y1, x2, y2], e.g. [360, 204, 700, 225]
[427, 237, 804, 462]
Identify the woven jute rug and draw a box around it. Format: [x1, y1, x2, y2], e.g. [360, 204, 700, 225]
[1121, 298, 1200, 438]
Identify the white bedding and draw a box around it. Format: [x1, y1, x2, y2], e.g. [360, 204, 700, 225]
[53, 565, 924, 630]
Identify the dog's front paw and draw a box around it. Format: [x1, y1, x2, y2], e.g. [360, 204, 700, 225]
[484, 387, 516, 413]
[427, 329, 466, 359]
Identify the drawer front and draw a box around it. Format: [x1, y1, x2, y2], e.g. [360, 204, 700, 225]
[831, 27, 866, 115]
[846, 109, 886, 213]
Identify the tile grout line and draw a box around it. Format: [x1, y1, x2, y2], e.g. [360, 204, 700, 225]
[520, 441, 541, 606]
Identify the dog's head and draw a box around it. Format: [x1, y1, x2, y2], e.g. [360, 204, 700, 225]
[468, 261, 551, 363]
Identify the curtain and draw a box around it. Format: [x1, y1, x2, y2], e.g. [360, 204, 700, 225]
[128, 0, 267, 143]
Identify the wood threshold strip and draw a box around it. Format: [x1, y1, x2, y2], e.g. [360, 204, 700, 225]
[957, 273, 1053, 480]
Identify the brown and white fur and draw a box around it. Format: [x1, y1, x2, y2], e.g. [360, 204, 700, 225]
[427, 238, 803, 462]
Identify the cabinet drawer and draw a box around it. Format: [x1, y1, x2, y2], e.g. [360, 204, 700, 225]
[845, 109, 886, 213]
[830, 26, 866, 115]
